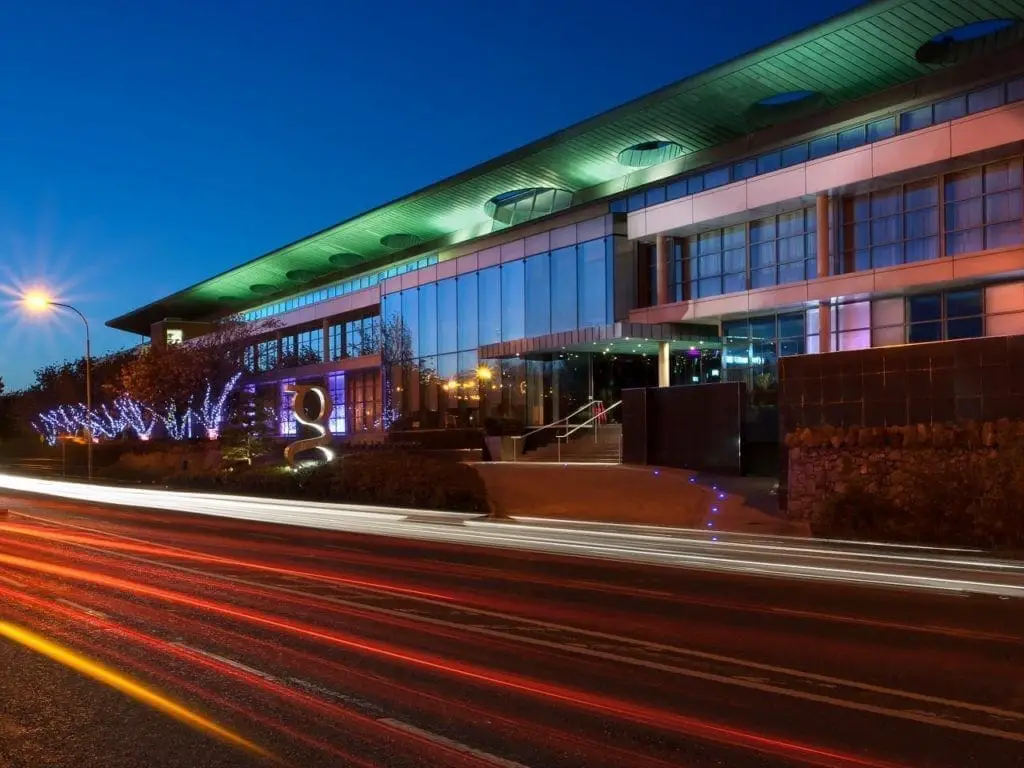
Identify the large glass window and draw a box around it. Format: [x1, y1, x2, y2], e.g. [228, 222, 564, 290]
[437, 278, 458, 354]
[907, 289, 984, 343]
[578, 239, 608, 327]
[525, 252, 551, 337]
[279, 378, 296, 437]
[945, 158, 1023, 255]
[477, 267, 501, 345]
[457, 273, 478, 351]
[749, 209, 816, 288]
[329, 323, 344, 361]
[418, 282, 437, 357]
[687, 225, 746, 298]
[844, 180, 939, 270]
[550, 246, 578, 333]
[328, 372, 346, 434]
[500, 260, 525, 341]
[401, 289, 419, 356]
[296, 327, 323, 362]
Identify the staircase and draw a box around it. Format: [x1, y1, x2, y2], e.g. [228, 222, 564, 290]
[519, 423, 622, 463]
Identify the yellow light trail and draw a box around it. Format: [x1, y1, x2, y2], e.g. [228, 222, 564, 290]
[0, 620, 270, 760]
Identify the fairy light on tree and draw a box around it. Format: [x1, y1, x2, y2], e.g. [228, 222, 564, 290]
[195, 372, 241, 440]
[115, 395, 157, 441]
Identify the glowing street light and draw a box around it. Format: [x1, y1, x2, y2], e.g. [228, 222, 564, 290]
[22, 291, 94, 480]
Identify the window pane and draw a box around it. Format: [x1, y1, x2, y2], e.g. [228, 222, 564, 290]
[809, 133, 838, 159]
[757, 152, 781, 174]
[646, 186, 666, 206]
[838, 125, 866, 151]
[500, 260, 525, 341]
[900, 105, 932, 132]
[908, 294, 941, 323]
[933, 96, 966, 123]
[968, 85, 1004, 114]
[778, 312, 804, 338]
[687, 175, 704, 195]
[477, 267, 501, 345]
[550, 245, 577, 333]
[908, 322, 941, 343]
[781, 143, 809, 167]
[705, 167, 730, 189]
[401, 288, 419, 356]
[524, 252, 551, 337]
[457, 273, 478, 350]
[578, 239, 608, 327]
[732, 159, 756, 181]
[945, 289, 982, 318]
[418, 282, 437, 356]
[1009, 77, 1024, 103]
[667, 179, 687, 200]
[867, 117, 896, 142]
[610, 199, 627, 214]
[437, 278, 457, 354]
[627, 192, 645, 212]
[947, 317, 984, 339]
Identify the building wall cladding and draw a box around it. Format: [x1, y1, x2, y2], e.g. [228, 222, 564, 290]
[779, 334, 1024, 547]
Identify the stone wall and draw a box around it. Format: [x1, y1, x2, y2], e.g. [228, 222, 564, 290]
[785, 420, 1024, 548]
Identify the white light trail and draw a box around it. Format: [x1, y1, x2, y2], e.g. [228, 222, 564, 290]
[1, 473, 1022, 598]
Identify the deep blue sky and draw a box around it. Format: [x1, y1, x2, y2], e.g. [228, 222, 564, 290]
[0, 0, 862, 391]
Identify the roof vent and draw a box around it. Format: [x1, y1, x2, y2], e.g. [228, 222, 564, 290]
[379, 233, 422, 250]
[915, 19, 1020, 65]
[484, 187, 573, 226]
[617, 141, 684, 168]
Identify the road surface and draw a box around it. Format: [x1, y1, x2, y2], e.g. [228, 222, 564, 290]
[1, 491, 1023, 768]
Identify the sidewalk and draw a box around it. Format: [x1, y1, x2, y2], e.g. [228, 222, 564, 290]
[473, 463, 807, 536]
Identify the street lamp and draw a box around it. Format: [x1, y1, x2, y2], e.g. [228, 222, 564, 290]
[23, 292, 94, 480]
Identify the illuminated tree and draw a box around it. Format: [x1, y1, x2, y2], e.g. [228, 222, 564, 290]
[221, 386, 278, 465]
[195, 373, 242, 439]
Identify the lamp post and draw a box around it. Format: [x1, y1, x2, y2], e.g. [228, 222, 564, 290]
[23, 293, 93, 480]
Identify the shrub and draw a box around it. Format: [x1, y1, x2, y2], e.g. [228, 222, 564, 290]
[164, 451, 489, 513]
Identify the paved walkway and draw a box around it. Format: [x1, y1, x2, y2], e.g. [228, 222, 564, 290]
[473, 463, 806, 536]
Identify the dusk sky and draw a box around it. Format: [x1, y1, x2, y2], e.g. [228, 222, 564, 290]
[0, 0, 861, 391]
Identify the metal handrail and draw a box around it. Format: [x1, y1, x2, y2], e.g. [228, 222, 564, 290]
[556, 400, 623, 462]
[558, 400, 623, 442]
[509, 399, 599, 462]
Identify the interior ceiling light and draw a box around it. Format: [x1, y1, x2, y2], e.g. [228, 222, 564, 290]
[379, 233, 422, 250]
[484, 187, 573, 226]
[617, 141, 684, 168]
[915, 19, 1020, 65]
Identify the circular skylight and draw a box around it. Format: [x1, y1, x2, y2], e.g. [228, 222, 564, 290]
[379, 233, 422, 250]
[915, 19, 1020, 64]
[285, 269, 316, 282]
[249, 283, 278, 295]
[327, 252, 354, 266]
[756, 90, 819, 107]
[484, 187, 573, 226]
[617, 141, 684, 168]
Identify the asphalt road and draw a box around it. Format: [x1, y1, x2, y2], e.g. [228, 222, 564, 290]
[1, 493, 1023, 768]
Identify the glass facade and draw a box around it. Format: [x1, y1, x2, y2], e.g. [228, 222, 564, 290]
[907, 289, 984, 343]
[841, 179, 940, 270]
[945, 158, 1024, 255]
[328, 372, 346, 434]
[382, 236, 616, 377]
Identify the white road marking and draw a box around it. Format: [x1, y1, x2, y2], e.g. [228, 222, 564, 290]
[173, 644, 277, 682]
[20, 513, 1024, 743]
[55, 598, 107, 619]
[379, 718, 531, 768]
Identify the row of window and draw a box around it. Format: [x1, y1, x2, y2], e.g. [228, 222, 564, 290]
[841, 158, 1023, 271]
[381, 237, 616, 358]
[650, 156, 1023, 303]
[243, 315, 382, 373]
[614, 75, 1024, 216]
[721, 288, 986, 378]
[240, 254, 438, 323]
